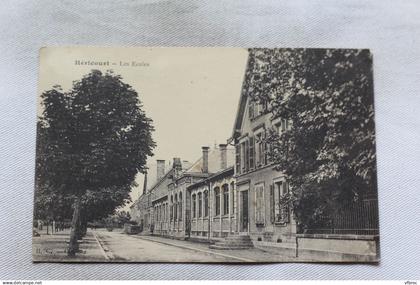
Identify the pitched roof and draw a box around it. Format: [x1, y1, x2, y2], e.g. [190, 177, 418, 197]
[231, 50, 251, 140]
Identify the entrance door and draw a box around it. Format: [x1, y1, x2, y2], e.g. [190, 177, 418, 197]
[240, 190, 249, 232]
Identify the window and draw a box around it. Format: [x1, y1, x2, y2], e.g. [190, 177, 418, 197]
[273, 181, 290, 223]
[249, 137, 255, 169]
[198, 192, 202, 218]
[282, 118, 289, 132]
[163, 204, 166, 222]
[170, 196, 173, 220]
[215, 187, 221, 216]
[179, 193, 183, 220]
[248, 101, 254, 119]
[204, 191, 209, 217]
[223, 184, 229, 215]
[249, 100, 265, 119]
[230, 182, 235, 214]
[255, 132, 264, 166]
[235, 144, 241, 174]
[192, 194, 197, 218]
[255, 184, 265, 225]
[174, 194, 178, 221]
[241, 142, 246, 172]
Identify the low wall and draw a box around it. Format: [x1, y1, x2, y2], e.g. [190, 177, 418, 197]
[296, 234, 379, 262]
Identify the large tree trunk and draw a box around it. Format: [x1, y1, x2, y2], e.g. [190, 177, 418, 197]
[68, 195, 81, 257]
[79, 210, 87, 239]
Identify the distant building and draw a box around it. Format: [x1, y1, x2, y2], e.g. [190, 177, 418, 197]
[187, 144, 236, 241]
[131, 145, 235, 240]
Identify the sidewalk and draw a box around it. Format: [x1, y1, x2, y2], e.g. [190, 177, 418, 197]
[133, 234, 297, 262]
[32, 229, 108, 262]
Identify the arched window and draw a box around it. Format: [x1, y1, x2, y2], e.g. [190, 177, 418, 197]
[192, 194, 196, 218]
[230, 182, 235, 214]
[179, 192, 183, 220]
[170, 196, 174, 220]
[204, 190, 209, 217]
[174, 194, 178, 221]
[223, 184, 229, 215]
[215, 187, 220, 216]
[163, 204, 166, 222]
[198, 192, 202, 218]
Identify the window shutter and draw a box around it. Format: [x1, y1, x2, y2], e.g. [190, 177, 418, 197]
[266, 139, 271, 164]
[235, 144, 241, 174]
[245, 139, 249, 172]
[261, 131, 266, 165]
[249, 136, 254, 170]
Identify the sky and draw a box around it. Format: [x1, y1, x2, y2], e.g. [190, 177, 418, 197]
[37, 47, 249, 207]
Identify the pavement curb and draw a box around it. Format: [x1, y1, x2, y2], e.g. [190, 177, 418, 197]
[135, 236, 255, 262]
[92, 231, 112, 261]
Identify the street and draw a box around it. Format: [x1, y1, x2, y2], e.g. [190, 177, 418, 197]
[95, 229, 253, 262]
[33, 228, 294, 262]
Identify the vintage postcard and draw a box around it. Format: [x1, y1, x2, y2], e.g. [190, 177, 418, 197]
[33, 47, 379, 263]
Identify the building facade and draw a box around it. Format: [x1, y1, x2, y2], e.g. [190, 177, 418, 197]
[129, 49, 378, 259]
[231, 87, 297, 250]
[131, 145, 235, 240]
[188, 145, 236, 241]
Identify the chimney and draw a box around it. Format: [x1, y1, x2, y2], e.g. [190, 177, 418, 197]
[202, 146, 210, 173]
[173, 157, 182, 177]
[157, 160, 165, 180]
[219, 144, 227, 170]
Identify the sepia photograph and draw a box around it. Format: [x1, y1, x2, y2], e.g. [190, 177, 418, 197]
[33, 47, 379, 263]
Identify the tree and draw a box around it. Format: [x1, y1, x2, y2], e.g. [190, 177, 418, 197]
[37, 70, 155, 256]
[244, 48, 377, 230]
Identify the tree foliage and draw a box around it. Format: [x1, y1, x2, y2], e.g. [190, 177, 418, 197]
[39, 70, 155, 194]
[244, 48, 377, 230]
[36, 70, 155, 254]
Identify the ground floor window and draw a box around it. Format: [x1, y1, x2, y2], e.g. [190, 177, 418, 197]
[174, 194, 178, 221]
[204, 190, 209, 217]
[198, 192, 202, 218]
[273, 180, 289, 224]
[223, 184, 229, 215]
[230, 182, 235, 214]
[215, 187, 220, 216]
[179, 193, 183, 220]
[192, 194, 196, 218]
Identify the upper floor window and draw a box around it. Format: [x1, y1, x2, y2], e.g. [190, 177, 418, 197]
[255, 131, 266, 166]
[248, 100, 267, 120]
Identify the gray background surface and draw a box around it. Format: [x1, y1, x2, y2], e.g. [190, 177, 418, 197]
[0, 0, 419, 280]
